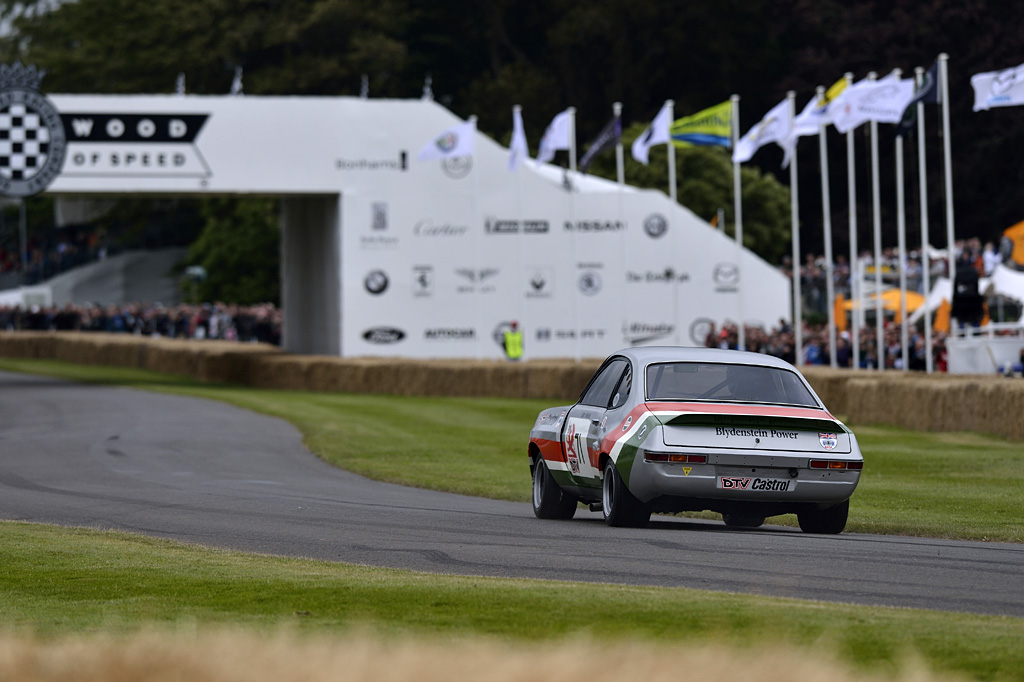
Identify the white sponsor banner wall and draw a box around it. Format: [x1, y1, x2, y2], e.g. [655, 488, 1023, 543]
[45, 94, 789, 359]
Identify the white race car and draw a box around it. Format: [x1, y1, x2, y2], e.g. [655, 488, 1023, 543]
[528, 347, 863, 533]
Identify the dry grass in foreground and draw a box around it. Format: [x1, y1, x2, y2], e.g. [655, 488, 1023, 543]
[0, 630, 961, 682]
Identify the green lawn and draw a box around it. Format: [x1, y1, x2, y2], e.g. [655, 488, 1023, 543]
[2, 521, 1022, 682]
[1, 357, 1019, 542]
[1, 357, 1023, 682]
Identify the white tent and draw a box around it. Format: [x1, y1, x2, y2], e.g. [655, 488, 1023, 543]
[42, 95, 790, 358]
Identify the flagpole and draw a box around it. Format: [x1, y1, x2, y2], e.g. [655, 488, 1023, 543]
[845, 72, 859, 370]
[666, 100, 677, 204]
[893, 69, 910, 371]
[568, 107, 581, 362]
[513, 105, 527, 361]
[666, 100, 682, 345]
[916, 66, 934, 373]
[614, 102, 625, 186]
[868, 71, 885, 370]
[731, 94, 745, 352]
[468, 115, 482, 360]
[816, 85, 837, 368]
[614, 101, 627, 350]
[787, 91, 803, 366]
[939, 53, 956, 284]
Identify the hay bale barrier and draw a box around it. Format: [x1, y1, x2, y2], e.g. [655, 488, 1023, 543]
[3, 332, 1024, 440]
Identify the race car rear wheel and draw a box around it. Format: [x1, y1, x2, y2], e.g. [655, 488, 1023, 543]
[532, 458, 577, 519]
[722, 513, 766, 528]
[797, 499, 849, 534]
[602, 460, 651, 528]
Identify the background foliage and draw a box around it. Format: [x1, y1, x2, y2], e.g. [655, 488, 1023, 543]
[2, 0, 1020, 293]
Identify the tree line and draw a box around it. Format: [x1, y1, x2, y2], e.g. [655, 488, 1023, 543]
[2, 0, 1020, 299]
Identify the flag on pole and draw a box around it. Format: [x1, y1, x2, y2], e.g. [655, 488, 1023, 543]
[508, 107, 530, 171]
[971, 62, 1024, 111]
[669, 100, 731, 147]
[897, 62, 940, 135]
[417, 119, 476, 161]
[831, 73, 916, 133]
[536, 109, 573, 164]
[631, 101, 672, 164]
[579, 115, 621, 172]
[229, 66, 243, 96]
[732, 98, 791, 163]
[779, 78, 847, 168]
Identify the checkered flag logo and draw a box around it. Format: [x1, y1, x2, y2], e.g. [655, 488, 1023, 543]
[0, 61, 66, 198]
[0, 102, 52, 181]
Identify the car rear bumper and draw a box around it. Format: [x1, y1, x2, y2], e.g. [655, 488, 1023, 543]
[626, 454, 860, 506]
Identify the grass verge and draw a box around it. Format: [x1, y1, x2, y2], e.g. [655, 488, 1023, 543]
[2, 521, 1022, 682]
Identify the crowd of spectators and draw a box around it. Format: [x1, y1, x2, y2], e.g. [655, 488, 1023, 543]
[0, 302, 281, 345]
[0, 226, 111, 287]
[705, 320, 948, 371]
[779, 237, 1004, 320]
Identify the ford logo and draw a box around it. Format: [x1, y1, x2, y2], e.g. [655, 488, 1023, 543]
[363, 327, 405, 344]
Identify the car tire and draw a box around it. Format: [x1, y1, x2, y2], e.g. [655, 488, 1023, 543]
[797, 499, 849, 534]
[722, 513, 766, 528]
[602, 460, 651, 527]
[532, 458, 577, 520]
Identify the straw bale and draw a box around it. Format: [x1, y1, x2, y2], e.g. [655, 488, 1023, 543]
[5, 332, 1024, 439]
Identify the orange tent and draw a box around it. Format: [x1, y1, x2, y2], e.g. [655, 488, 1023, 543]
[934, 298, 951, 333]
[833, 294, 848, 332]
[1003, 220, 1024, 267]
[843, 289, 925, 315]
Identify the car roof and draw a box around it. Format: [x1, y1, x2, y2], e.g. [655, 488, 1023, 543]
[609, 346, 800, 372]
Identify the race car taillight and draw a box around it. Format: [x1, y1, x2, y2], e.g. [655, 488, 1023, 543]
[644, 452, 708, 464]
[809, 459, 863, 470]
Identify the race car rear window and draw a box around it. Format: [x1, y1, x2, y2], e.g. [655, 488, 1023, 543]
[645, 362, 818, 407]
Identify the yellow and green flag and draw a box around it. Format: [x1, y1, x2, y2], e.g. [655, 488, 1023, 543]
[670, 100, 732, 148]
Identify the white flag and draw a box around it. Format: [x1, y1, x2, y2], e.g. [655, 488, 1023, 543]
[508, 107, 530, 171]
[831, 73, 915, 133]
[417, 119, 476, 161]
[631, 101, 672, 165]
[733, 98, 791, 163]
[971, 63, 1024, 111]
[230, 66, 243, 96]
[536, 109, 572, 164]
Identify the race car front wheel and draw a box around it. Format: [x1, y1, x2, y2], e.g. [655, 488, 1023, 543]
[532, 458, 577, 520]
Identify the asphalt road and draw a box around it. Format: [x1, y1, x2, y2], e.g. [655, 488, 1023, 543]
[1, 370, 1022, 618]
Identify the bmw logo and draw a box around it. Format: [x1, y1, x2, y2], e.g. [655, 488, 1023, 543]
[364, 269, 389, 295]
